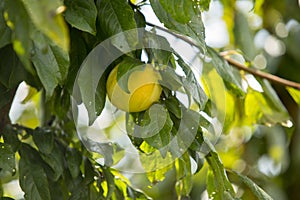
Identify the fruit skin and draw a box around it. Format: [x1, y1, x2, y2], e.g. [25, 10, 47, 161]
[106, 64, 162, 112]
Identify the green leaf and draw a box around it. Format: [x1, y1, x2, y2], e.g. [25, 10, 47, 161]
[159, 67, 183, 91]
[0, 7, 11, 48]
[234, 11, 257, 60]
[287, 87, 300, 106]
[175, 153, 192, 198]
[198, 0, 211, 11]
[32, 128, 54, 155]
[0, 45, 28, 89]
[2, 126, 21, 152]
[19, 144, 51, 200]
[66, 147, 82, 179]
[64, 0, 97, 35]
[102, 166, 116, 199]
[31, 31, 70, 98]
[97, 0, 138, 51]
[0, 197, 15, 200]
[21, 0, 69, 51]
[176, 54, 208, 109]
[244, 79, 290, 126]
[0, 143, 15, 176]
[65, 28, 88, 92]
[3, 0, 33, 73]
[206, 47, 244, 96]
[229, 170, 273, 200]
[142, 104, 173, 152]
[0, 83, 10, 110]
[205, 150, 236, 199]
[128, 104, 172, 146]
[150, 0, 206, 52]
[164, 95, 182, 119]
[40, 142, 64, 181]
[144, 30, 172, 65]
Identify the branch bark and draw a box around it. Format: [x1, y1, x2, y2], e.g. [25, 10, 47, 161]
[145, 22, 300, 91]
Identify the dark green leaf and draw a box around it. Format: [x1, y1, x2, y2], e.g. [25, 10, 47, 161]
[97, 0, 138, 51]
[32, 128, 54, 154]
[65, 28, 87, 92]
[3, 0, 33, 73]
[19, 144, 51, 200]
[40, 142, 64, 181]
[64, 0, 97, 35]
[0, 197, 15, 200]
[0, 143, 15, 176]
[21, 0, 69, 51]
[0, 83, 10, 110]
[230, 170, 273, 200]
[2, 126, 21, 152]
[0, 7, 11, 48]
[150, 0, 206, 52]
[66, 147, 82, 179]
[164, 95, 182, 119]
[31, 31, 70, 98]
[0, 45, 27, 89]
[68, 184, 89, 200]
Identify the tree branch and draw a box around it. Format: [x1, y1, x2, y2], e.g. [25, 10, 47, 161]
[145, 22, 300, 91]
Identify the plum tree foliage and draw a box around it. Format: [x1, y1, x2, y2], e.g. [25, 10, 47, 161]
[1, 0, 300, 199]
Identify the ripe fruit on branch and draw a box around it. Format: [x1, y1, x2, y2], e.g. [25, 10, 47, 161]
[106, 63, 162, 112]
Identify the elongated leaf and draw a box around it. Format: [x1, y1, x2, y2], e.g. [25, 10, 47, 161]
[97, 0, 137, 51]
[19, 144, 51, 200]
[3, 0, 33, 73]
[64, 0, 97, 35]
[150, 0, 206, 52]
[21, 0, 69, 51]
[230, 170, 273, 200]
[144, 31, 172, 65]
[205, 150, 236, 199]
[66, 147, 82, 179]
[31, 31, 70, 98]
[287, 87, 300, 106]
[32, 128, 54, 155]
[0, 6, 11, 48]
[206, 47, 244, 96]
[0, 45, 28, 89]
[175, 153, 192, 197]
[143, 104, 173, 152]
[0, 143, 15, 176]
[176, 53, 207, 109]
[40, 142, 64, 181]
[234, 11, 256, 60]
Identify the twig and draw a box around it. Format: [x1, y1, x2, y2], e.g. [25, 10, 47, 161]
[145, 21, 300, 91]
[221, 54, 300, 90]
